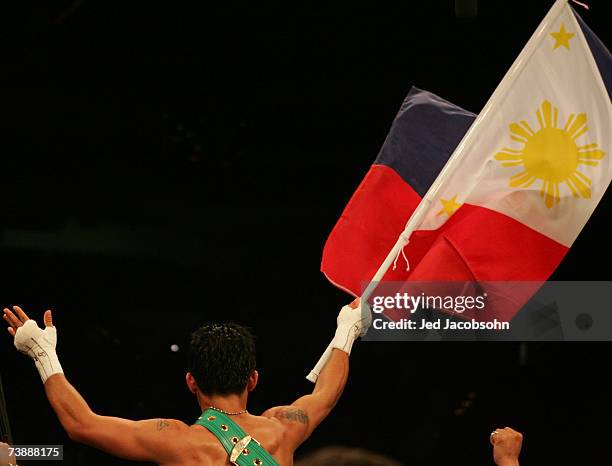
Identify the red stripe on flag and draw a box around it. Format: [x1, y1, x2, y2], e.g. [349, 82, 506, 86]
[395, 205, 570, 321]
[406, 204, 569, 282]
[321, 164, 422, 296]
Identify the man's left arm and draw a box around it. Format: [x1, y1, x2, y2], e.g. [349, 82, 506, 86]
[3, 306, 188, 464]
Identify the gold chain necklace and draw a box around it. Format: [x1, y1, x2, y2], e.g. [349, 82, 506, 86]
[208, 406, 248, 416]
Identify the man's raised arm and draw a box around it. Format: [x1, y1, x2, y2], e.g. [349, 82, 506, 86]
[264, 298, 369, 447]
[3, 306, 187, 465]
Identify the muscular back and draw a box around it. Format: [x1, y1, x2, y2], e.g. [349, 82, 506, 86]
[157, 407, 309, 466]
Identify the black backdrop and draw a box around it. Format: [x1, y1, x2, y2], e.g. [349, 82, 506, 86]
[2, 1, 611, 465]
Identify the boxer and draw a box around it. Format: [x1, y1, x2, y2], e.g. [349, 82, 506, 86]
[4, 300, 368, 466]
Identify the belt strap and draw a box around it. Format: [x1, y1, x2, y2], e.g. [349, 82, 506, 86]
[194, 408, 279, 466]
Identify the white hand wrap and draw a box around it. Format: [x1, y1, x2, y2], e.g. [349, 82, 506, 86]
[14, 320, 63, 384]
[331, 303, 371, 355]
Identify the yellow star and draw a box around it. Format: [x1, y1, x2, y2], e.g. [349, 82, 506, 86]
[437, 195, 462, 217]
[550, 24, 574, 50]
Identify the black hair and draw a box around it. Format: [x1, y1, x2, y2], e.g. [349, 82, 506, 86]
[188, 322, 256, 396]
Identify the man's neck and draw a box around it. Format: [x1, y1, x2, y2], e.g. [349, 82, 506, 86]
[197, 391, 248, 414]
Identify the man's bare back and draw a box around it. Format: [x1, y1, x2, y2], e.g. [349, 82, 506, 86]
[154, 407, 309, 466]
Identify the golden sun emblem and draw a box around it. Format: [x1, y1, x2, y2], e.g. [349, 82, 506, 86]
[494, 100, 605, 208]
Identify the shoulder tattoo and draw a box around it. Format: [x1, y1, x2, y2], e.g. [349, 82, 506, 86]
[156, 419, 171, 431]
[277, 408, 309, 424]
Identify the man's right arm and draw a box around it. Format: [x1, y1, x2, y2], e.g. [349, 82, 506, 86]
[264, 298, 365, 447]
[271, 348, 349, 445]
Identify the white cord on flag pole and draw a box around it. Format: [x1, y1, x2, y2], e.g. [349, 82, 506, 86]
[307, 0, 570, 383]
[392, 241, 410, 272]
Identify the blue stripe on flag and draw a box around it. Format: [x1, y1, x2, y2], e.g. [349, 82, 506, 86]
[573, 8, 612, 102]
[374, 87, 476, 197]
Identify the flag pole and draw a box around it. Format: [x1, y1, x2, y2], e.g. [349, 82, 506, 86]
[307, 0, 569, 383]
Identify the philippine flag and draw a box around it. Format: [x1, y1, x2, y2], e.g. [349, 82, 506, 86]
[321, 1, 611, 299]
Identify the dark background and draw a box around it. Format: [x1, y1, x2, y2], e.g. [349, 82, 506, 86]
[1, 1, 611, 465]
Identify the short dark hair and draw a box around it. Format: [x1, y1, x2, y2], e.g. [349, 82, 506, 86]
[188, 323, 256, 396]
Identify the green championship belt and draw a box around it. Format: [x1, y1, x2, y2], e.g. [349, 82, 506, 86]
[194, 408, 279, 466]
